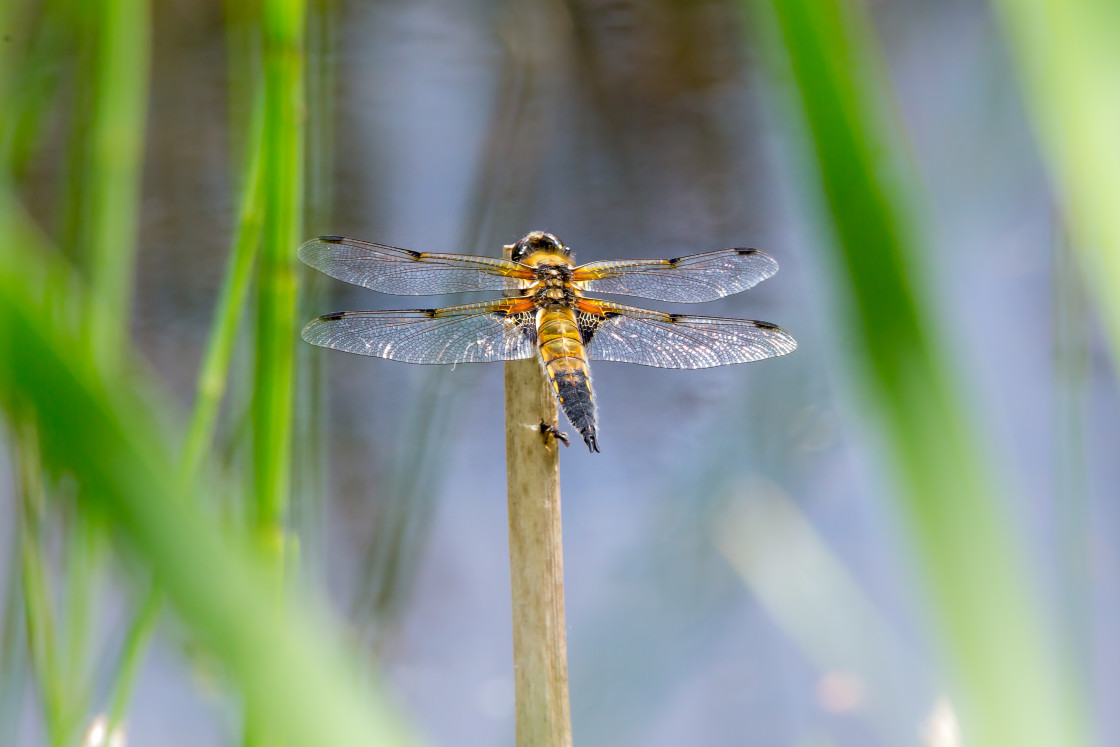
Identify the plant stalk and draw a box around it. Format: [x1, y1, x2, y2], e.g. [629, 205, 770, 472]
[85, 0, 151, 370]
[0, 201, 421, 747]
[16, 426, 66, 747]
[179, 90, 266, 485]
[252, 0, 305, 563]
[751, 0, 1086, 744]
[504, 246, 572, 747]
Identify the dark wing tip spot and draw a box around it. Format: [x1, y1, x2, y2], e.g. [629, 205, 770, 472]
[668, 257, 681, 265]
[754, 321, 798, 352]
[408, 249, 423, 258]
[423, 308, 437, 318]
[668, 313, 683, 321]
[734, 248, 759, 255]
[318, 311, 348, 321]
[319, 235, 345, 243]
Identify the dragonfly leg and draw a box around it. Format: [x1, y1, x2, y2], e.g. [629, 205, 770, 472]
[539, 421, 570, 448]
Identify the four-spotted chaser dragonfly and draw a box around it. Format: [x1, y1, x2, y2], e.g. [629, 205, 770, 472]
[300, 231, 797, 453]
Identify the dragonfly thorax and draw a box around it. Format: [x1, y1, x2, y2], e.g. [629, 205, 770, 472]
[532, 280, 576, 308]
[529, 263, 576, 308]
[536, 264, 572, 283]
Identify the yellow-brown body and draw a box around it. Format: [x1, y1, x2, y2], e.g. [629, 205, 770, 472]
[537, 306, 587, 381]
[518, 240, 599, 451]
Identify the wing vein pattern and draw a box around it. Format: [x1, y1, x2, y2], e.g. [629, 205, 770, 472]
[299, 236, 533, 295]
[302, 298, 537, 364]
[578, 300, 796, 369]
[573, 249, 779, 303]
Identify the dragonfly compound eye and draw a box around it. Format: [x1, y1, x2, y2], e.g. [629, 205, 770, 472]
[512, 231, 567, 261]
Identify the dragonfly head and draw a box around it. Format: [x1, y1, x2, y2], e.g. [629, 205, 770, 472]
[510, 231, 571, 263]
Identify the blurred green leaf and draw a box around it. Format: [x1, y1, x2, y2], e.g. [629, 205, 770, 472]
[993, 2, 1120, 370]
[0, 202, 417, 747]
[105, 584, 161, 733]
[0, 0, 71, 177]
[15, 427, 69, 746]
[83, 0, 150, 369]
[749, 0, 1086, 744]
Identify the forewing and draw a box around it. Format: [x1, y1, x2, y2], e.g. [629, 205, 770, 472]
[572, 249, 779, 303]
[299, 235, 535, 295]
[302, 298, 538, 364]
[576, 299, 796, 369]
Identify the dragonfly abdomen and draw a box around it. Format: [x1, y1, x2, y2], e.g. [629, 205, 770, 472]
[538, 308, 599, 452]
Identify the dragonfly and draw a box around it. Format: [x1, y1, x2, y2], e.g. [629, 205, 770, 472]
[299, 231, 797, 453]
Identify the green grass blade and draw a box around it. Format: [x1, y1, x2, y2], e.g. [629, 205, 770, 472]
[291, 0, 337, 587]
[180, 91, 267, 485]
[0, 513, 30, 745]
[57, 0, 98, 266]
[253, 0, 305, 549]
[84, 0, 151, 369]
[223, 0, 262, 170]
[106, 84, 266, 739]
[15, 427, 67, 747]
[0, 0, 71, 177]
[991, 1, 1120, 374]
[105, 585, 161, 732]
[59, 505, 102, 740]
[750, 1, 1086, 744]
[0, 202, 418, 747]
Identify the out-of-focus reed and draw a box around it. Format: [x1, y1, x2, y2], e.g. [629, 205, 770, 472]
[749, 0, 1088, 745]
[0, 0, 416, 743]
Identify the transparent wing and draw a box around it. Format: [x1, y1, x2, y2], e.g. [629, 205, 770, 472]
[575, 299, 796, 369]
[571, 248, 779, 303]
[302, 298, 538, 364]
[299, 235, 535, 295]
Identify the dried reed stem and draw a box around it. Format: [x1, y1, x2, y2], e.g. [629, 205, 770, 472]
[504, 246, 572, 747]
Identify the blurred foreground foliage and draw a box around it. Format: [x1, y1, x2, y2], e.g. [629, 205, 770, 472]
[0, 0, 417, 743]
[0, 198, 416, 746]
[750, 0, 1093, 745]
